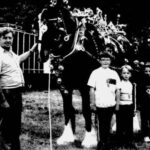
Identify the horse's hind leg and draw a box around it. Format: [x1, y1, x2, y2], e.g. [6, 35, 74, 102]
[56, 89, 76, 145]
[80, 86, 98, 148]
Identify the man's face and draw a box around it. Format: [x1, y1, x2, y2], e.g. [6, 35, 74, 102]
[0, 32, 13, 50]
[100, 57, 111, 69]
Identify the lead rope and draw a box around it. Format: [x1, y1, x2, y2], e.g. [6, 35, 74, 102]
[48, 55, 53, 150]
[133, 82, 137, 113]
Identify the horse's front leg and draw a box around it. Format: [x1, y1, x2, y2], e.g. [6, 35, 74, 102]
[61, 89, 76, 133]
[80, 86, 98, 148]
[56, 89, 76, 145]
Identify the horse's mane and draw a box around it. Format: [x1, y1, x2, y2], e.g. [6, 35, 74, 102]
[38, 6, 132, 67]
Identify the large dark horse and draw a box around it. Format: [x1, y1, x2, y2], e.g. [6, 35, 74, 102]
[37, 0, 131, 147]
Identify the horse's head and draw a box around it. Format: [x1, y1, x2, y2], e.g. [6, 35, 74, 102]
[37, 0, 77, 62]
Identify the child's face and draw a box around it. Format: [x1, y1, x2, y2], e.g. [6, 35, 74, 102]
[100, 57, 111, 69]
[144, 67, 150, 77]
[121, 68, 131, 81]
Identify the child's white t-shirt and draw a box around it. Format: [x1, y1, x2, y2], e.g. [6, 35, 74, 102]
[87, 67, 121, 108]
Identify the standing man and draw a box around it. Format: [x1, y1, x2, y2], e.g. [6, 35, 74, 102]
[0, 27, 37, 150]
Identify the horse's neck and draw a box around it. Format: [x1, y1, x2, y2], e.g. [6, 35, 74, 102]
[59, 7, 76, 35]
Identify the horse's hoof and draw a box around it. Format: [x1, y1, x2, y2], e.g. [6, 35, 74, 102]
[56, 133, 76, 145]
[56, 136, 75, 145]
[56, 122, 76, 145]
[81, 128, 98, 148]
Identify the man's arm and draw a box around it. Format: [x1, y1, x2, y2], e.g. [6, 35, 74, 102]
[19, 43, 37, 64]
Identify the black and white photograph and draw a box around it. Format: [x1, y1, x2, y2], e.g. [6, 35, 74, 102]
[0, 0, 150, 150]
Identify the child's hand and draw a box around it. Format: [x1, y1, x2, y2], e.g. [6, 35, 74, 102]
[90, 103, 96, 112]
[133, 110, 137, 116]
[115, 104, 119, 111]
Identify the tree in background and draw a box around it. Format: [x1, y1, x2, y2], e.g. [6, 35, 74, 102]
[0, 0, 150, 36]
[0, 0, 47, 32]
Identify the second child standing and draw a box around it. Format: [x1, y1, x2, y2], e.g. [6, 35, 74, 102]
[116, 65, 136, 148]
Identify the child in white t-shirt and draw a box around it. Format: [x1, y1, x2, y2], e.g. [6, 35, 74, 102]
[116, 65, 136, 148]
[87, 52, 121, 149]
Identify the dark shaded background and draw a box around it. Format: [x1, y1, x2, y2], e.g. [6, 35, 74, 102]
[0, 0, 150, 36]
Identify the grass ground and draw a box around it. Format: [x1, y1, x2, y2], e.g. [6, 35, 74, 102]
[20, 89, 150, 150]
[21, 90, 50, 150]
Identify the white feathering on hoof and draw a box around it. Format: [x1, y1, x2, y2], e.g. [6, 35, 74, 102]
[56, 121, 76, 145]
[81, 127, 98, 148]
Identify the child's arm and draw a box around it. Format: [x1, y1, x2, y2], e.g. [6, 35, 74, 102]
[89, 87, 96, 111]
[132, 82, 137, 114]
[115, 88, 120, 111]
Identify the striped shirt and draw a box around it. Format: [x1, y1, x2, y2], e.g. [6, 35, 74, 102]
[0, 46, 24, 89]
[120, 80, 133, 105]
